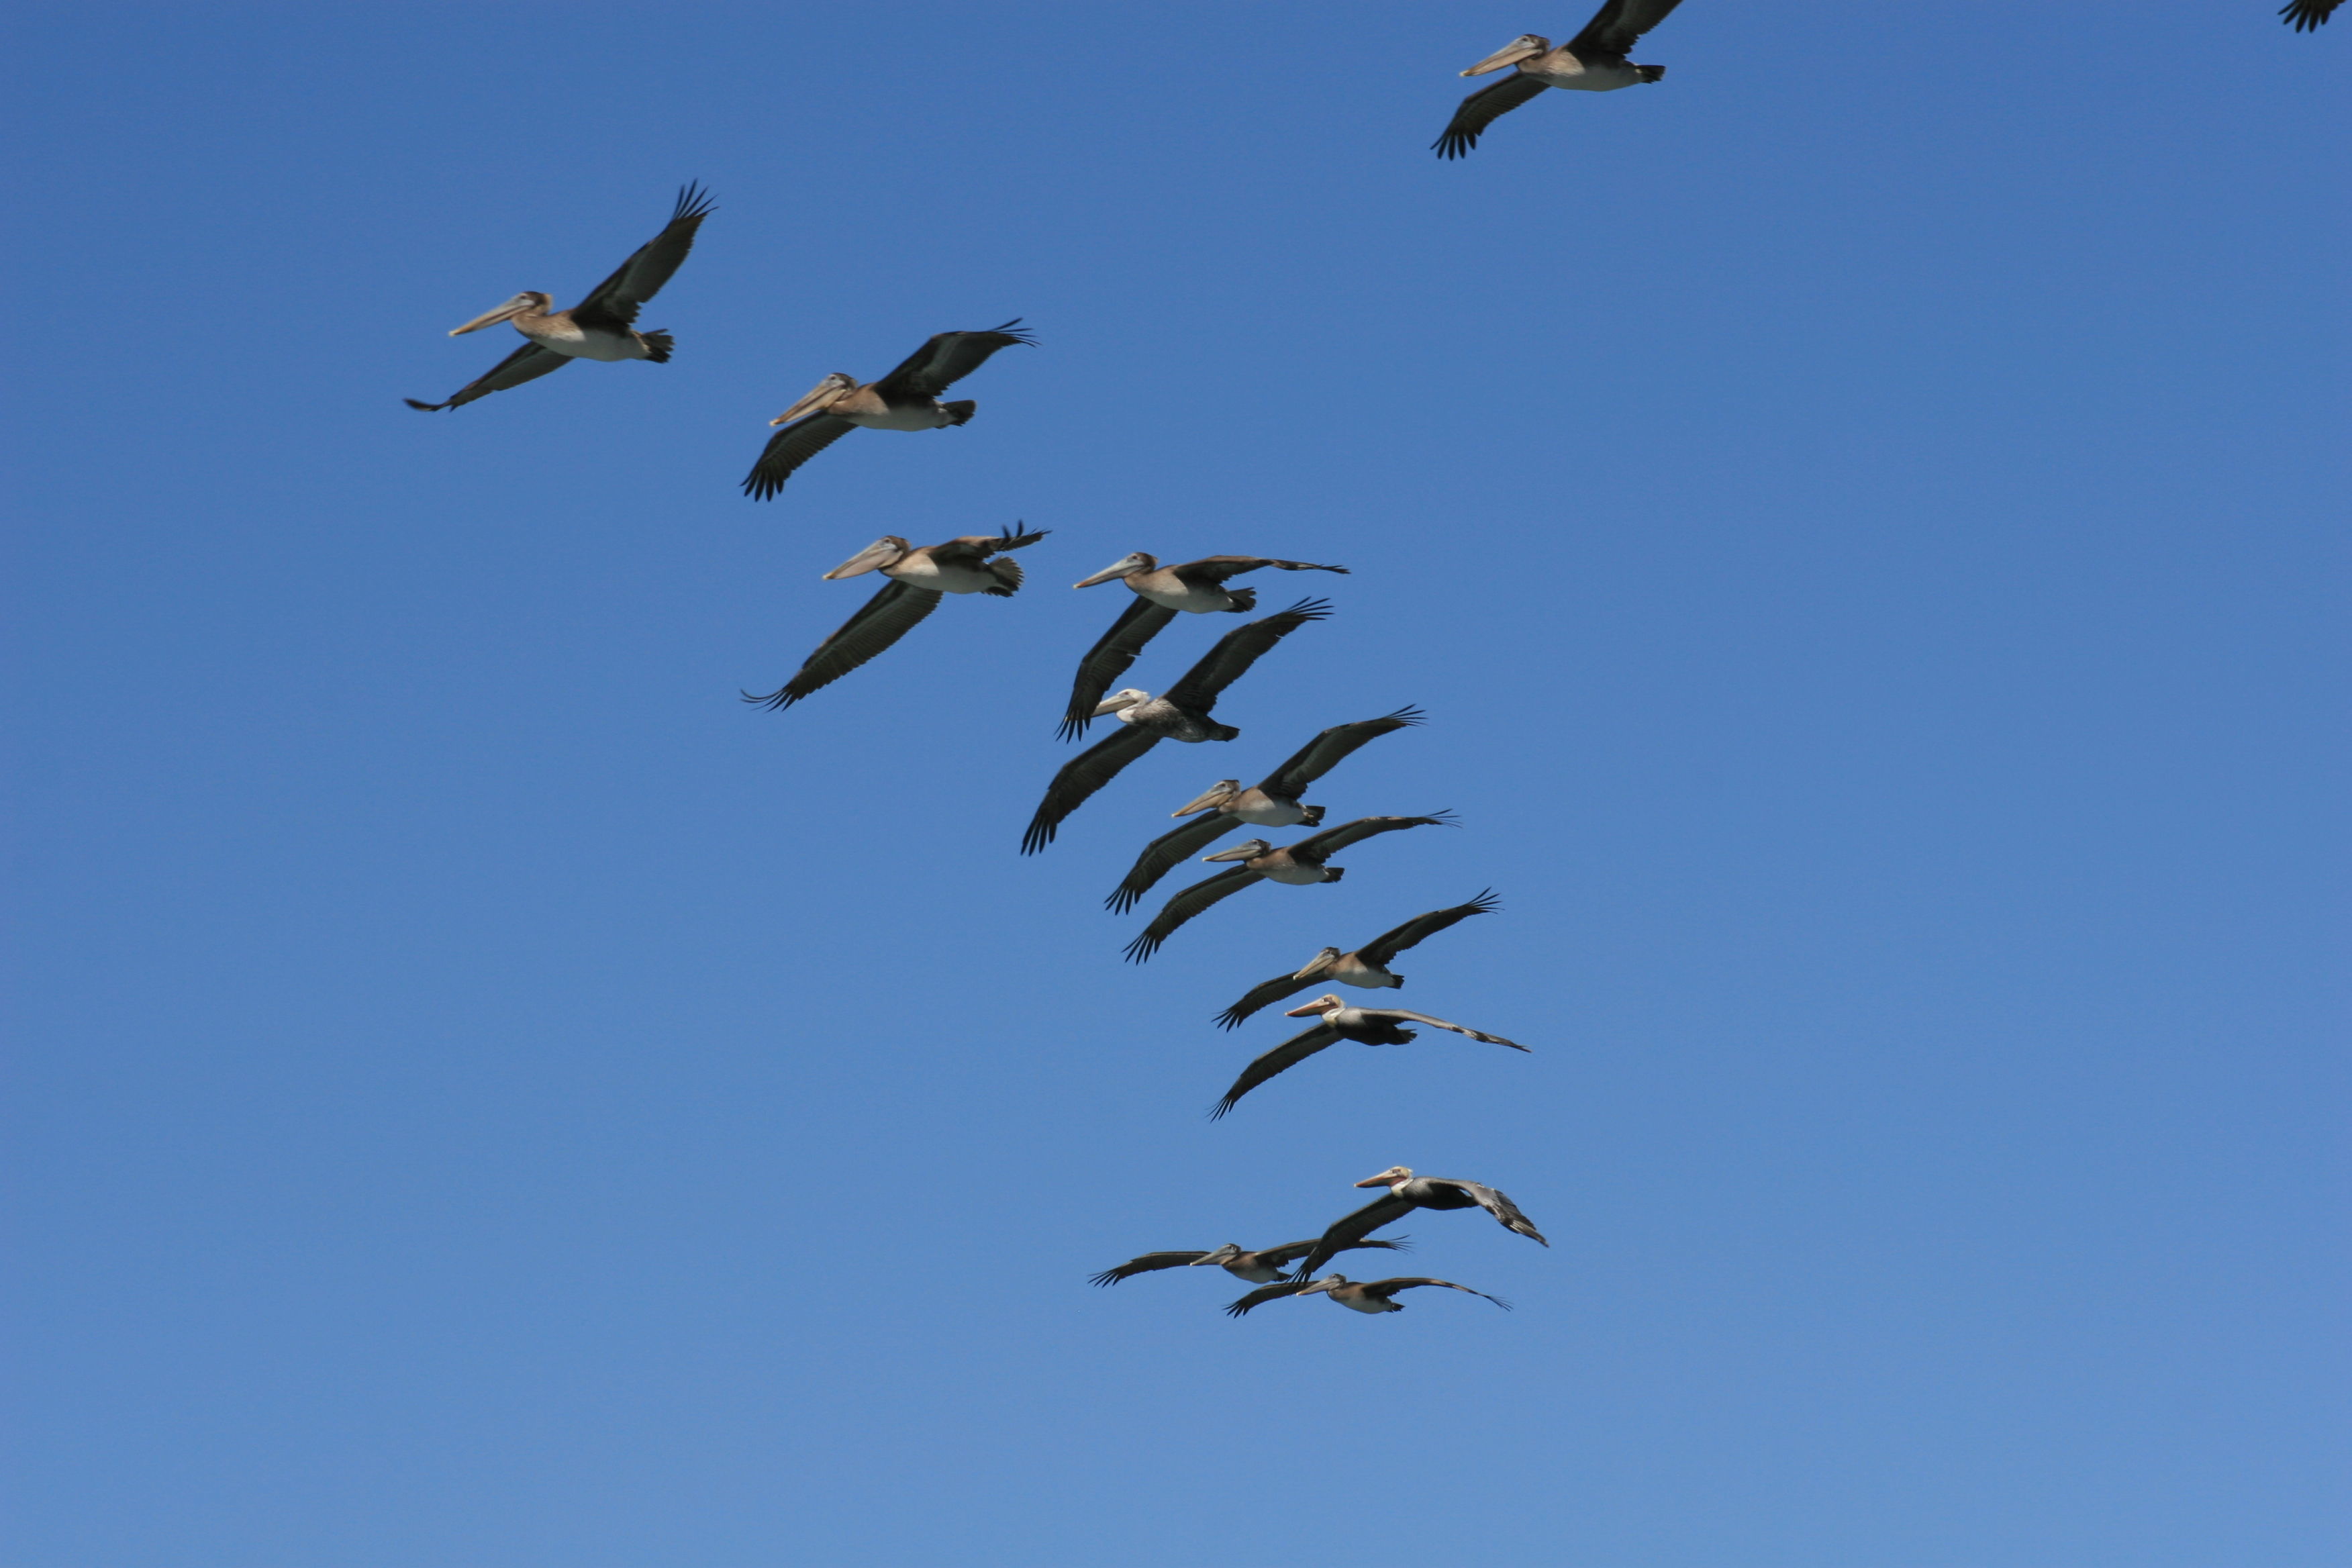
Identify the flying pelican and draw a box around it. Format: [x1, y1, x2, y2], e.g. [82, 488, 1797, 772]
[1121, 814, 1455, 963]
[405, 183, 714, 411]
[1214, 891, 1500, 1029]
[1210, 995, 1528, 1120]
[1226, 1274, 1511, 1318]
[1060, 554, 1349, 739]
[1089, 1235, 1410, 1287]
[1019, 599, 1332, 854]
[2282, 1, 2339, 29]
[1292, 1167, 1548, 1281]
[1105, 709, 1424, 913]
[742, 322, 1035, 498]
[1433, 2, 1685, 160]
[740, 524, 1046, 711]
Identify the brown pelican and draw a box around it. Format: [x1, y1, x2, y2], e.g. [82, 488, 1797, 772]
[1060, 554, 1349, 739]
[1226, 1274, 1510, 1318]
[1089, 1235, 1409, 1287]
[1434, 2, 1686, 160]
[1020, 599, 1332, 854]
[405, 183, 714, 411]
[1106, 709, 1424, 913]
[1215, 891, 1499, 1029]
[1121, 814, 1455, 963]
[740, 524, 1046, 711]
[1211, 995, 1527, 1120]
[1293, 1167, 1548, 1280]
[742, 322, 1035, 499]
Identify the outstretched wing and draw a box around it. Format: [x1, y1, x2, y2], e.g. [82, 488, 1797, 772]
[1432, 1177, 1549, 1246]
[1568, 0, 1685, 57]
[1210, 1024, 1343, 1119]
[740, 581, 942, 712]
[1178, 555, 1350, 583]
[1059, 599, 1179, 740]
[1293, 1193, 1417, 1280]
[2282, 0, 2341, 30]
[742, 414, 856, 499]
[1355, 889, 1499, 968]
[404, 340, 569, 410]
[1088, 1251, 1210, 1286]
[1254, 1236, 1410, 1267]
[1287, 812, 1456, 859]
[1434, 73, 1549, 160]
[1212, 970, 1320, 1031]
[1257, 707, 1423, 800]
[1122, 866, 1263, 963]
[1106, 814, 1242, 914]
[1364, 1276, 1512, 1310]
[1224, 1278, 1328, 1318]
[871, 320, 1036, 399]
[1162, 597, 1332, 713]
[1359, 1009, 1527, 1050]
[1021, 725, 1162, 854]
[571, 182, 716, 331]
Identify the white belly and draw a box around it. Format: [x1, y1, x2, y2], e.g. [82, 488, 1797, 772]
[844, 403, 947, 432]
[1261, 863, 1331, 886]
[522, 319, 644, 362]
[1139, 583, 1242, 614]
[1334, 1293, 1398, 1314]
[1228, 798, 1308, 829]
[1330, 957, 1402, 989]
[1528, 58, 1643, 92]
[888, 558, 996, 594]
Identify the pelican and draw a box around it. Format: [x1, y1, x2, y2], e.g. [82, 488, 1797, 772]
[1105, 709, 1424, 913]
[1211, 995, 1527, 1120]
[1060, 554, 1349, 739]
[1089, 1235, 1409, 1287]
[405, 183, 714, 410]
[742, 322, 1035, 498]
[1292, 1167, 1548, 1281]
[1433, 2, 1685, 160]
[1121, 814, 1455, 963]
[1226, 1274, 1510, 1318]
[1215, 891, 1499, 1029]
[1019, 599, 1332, 854]
[739, 524, 1046, 711]
[2283, 1, 2339, 29]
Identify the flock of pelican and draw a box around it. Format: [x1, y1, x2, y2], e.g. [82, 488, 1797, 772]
[403, 3, 2337, 1326]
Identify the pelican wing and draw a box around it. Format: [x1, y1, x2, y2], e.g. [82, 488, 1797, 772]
[930, 524, 1048, 596]
[1568, 0, 1685, 57]
[1210, 1023, 1343, 1119]
[1106, 813, 1241, 915]
[1059, 599, 1179, 740]
[1287, 812, 1456, 859]
[1355, 890, 1499, 968]
[1426, 1177, 1549, 1246]
[1177, 555, 1351, 584]
[1212, 971, 1319, 1031]
[1355, 1009, 1528, 1050]
[1021, 725, 1163, 854]
[742, 414, 857, 499]
[740, 580, 942, 712]
[1433, 73, 1549, 160]
[2282, 0, 2340, 29]
[1254, 1236, 1410, 1267]
[1361, 1277, 1511, 1310]
[1088, 1250, 1210, 1286]
[870, 320, 1036, 399]
[1256, 707, 1424, 800]
[1293, 1193, 1418, 1279]
[1122, 866, 1263, 963]
[403, 340, 569, 411]
[1161, 597, 1333, 713]
[571, 182, 715, 331]
[1224, 1278, 1330, 1318]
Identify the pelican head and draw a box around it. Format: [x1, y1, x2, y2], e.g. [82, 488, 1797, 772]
[1194, 1244, 1246, 1267]
[1072, 552, 1156, 589]
[1355, 1165, 1415, 1189]
[1091, 689, 1150, 718]
[1462, 34, 1550, 76]
[1201, 838, 1271, 864]
[823, 536, 913, 580]
[771, 372, 858, 426]
[1290, 946, 1344, 981]
[1283, 993, 1348, 1019]
[449, 291, 550, 335]
[1171, 780, 1241, 817]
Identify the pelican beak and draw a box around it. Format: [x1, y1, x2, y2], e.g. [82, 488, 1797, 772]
[1290, 948, 1340, 980]
[1089, 691, 1146, 717]
[1461, 35, 1548, 75]
[822, 538, 903, 580]
[1171, 781, 1240, 817]
[1200, 840, 1267, 863]
[771, 374, 852, 426]
[1072, 553, 1150, 589]
[1282, 1001, 1328, 1018]
[448, 293, 538, 335]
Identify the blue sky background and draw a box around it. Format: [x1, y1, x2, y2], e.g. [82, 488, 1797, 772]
[4, 4, 2344, 1565]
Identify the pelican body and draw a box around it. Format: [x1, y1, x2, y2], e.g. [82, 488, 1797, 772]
[1434, 2, 1685, 159]
[1121, 814, 1455, 963]
[1226, 1273, 1510, 1318]
[1292, 1166, 1549, 1281]
[1089, 1235, 1408, 1287]
[1215, 891, 1500, 1029]
[1210, 994, 1528, 1119]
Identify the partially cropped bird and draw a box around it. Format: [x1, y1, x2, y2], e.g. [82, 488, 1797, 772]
[1020, 599, 1332, 854]
[1060, 554, 1349, 739]
[1106, 709, 1423, 914]
[1122, 814, 1455, 963]
[1211, 995, 1528, 1120]
[740, 524, 1046, 711]
[1292, 1167, 1548, 1281]
[1433, 2, 1685, 160]
[405, 183, 714, 410]
[1214, 891, 1500, 1030]
[2282, 1, 2339, 30]
[1226, 1274, 1511, 1318]
[1089, 1235, 1409, 1287]
[742, 322, 1034, 498]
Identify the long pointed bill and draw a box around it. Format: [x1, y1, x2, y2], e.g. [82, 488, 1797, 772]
[1461, 35, 1547, 76]
[1090, 691, 1146, 717]
[1290, 948, 1340, 980]
[1283, 995, 1342, 1018]
[1171, 781, 1240, 817]
[448, 294, 538, 335]
[771, 375, 852, 427]
[1071, 553, 1149, 589]
[822, 539, 904, 580]
[1201, 841, 1267, 863]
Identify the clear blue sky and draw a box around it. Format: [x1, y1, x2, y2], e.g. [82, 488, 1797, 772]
[5, 5, 2344, 1565]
